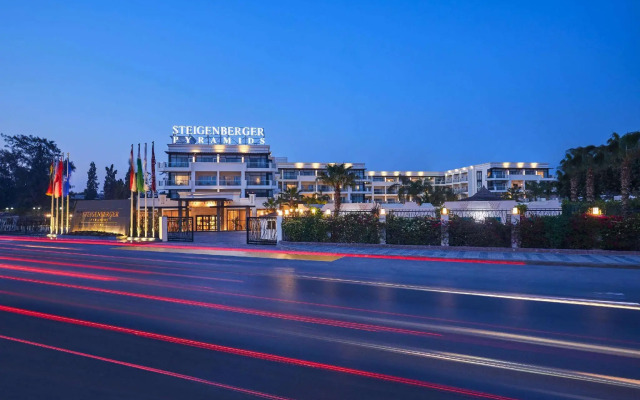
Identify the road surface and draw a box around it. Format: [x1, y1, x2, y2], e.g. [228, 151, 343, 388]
[0, 236, 638, 399]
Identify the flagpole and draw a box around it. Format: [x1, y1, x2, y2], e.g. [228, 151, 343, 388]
[144, 143, 148, 239]
[129, 144, 134, 240]
[66, 152, 70, 234]
[137, 144, 141, 238]
[151, 141, 156, 240]
[49, 159, 54, 236]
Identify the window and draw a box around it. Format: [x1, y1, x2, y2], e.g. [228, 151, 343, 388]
[476, 171, 482, 187]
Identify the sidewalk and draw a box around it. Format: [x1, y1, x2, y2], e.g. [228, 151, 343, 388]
[278, 241, 640, 268]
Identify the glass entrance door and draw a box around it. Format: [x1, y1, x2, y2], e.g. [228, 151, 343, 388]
[196, 215, 217, 232]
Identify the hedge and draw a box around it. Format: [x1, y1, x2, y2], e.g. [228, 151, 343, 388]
[520, 214, 640, 250]
[386, 215, 441, 245]
[282, 213, 381, 244]
[447, 217, 511, 248]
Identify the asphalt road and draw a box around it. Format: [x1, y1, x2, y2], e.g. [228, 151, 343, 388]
[0, 236, 639, 400]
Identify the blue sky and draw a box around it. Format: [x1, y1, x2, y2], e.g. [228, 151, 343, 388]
[1, 1, 638, 189]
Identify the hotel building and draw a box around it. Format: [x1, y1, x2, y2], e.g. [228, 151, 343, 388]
[157, 127, 555, 231]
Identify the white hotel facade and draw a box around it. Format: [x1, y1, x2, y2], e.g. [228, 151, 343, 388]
[157, 126, 555, 231]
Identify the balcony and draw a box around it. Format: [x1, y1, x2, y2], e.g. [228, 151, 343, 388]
[246, 161, 273, 168]
[373, 189, 385, 194]
[488, 184, 508, 191]
[488, 173, 507, 179]
[219, 178, 242, 186]
[246, 180, 273, 186]
[160, 161, 190, 168]
[160, 179, 190, 187]
[195, 178, 217, 186]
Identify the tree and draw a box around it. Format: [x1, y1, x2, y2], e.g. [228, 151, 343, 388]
[502, 186, 523, 201]
[525, 181, 544, 201]
[390, 175, 432, 205]
[262, 197, 279, 213]
[427, 187, 457, 207]
[0, 134, 66, 210]
[303, 192, 330, 205]
[103, 164, 118, 200]
[606, 131, 640, 214]
[85, 162, 99, 200]
[317, 164, 358, 215]
[279, 186, 302, 210]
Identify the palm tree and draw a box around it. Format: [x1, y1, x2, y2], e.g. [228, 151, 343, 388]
[390, 175, 432, 205]
[502, 186, 523, 201]
[607, 131, 640, 214]
[428, 187, 457, 207]
[279, 186, 302, 210]
[317, 163, 358, 215]
[525, 181, 544, 201]
[559, 148, 583, 202]
[262, 197, 279, 213]
[303, 192, 330, 205]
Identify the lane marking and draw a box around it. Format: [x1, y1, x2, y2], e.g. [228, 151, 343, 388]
[0, 334, 291, 400]
[296, 275, 640, 311]
[0, 305, 516, 400]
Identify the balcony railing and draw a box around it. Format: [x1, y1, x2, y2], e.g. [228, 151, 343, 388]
[161, 179, 190, 187]
[161, 162, 190, 168]
[195, 179, 217, 186]
[219, 179, 242, 186]
[246, 180, 272, 186]
[489, 173, 507, 179]
[246, 161, 273, 168]
[373, 189, 385, 194]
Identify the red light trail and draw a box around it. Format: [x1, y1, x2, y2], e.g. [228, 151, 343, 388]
[0, 264, 116, 281]
[0, 305, 517, 400]
[0, 274, 439, 337]
[0, 255, 242, 283]
[0, 333, 291, 400]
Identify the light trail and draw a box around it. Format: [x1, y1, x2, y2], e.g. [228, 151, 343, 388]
[0, 275, 440, 337]
[0, 334, 291, 400]
[296, 275, 640, 311]
[0, 305, 516, 400]
[294, 334, 640, 390]
[0, 264, 117, 281]
[0, 255, 242, 283]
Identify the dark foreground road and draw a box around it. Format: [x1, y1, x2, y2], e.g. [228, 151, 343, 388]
[0, 236, 639, 400]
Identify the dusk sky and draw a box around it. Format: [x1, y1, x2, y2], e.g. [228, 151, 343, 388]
[1, 1, 638, 190]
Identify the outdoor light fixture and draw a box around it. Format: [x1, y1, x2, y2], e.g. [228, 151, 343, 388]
[284, 210, 290, 215]
[512, 207, 519, 215]
[277, 210, 283, 216]
[590, 207, 602, 216]
[380, 208, 386, 215]
[325, 209, 331, 215]
[441, 207, 448, 215]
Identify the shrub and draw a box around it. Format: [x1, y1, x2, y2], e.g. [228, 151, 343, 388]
[448, 217, 511, 247]
[386, 215, 440, 245]
[282, 213, 381, 244]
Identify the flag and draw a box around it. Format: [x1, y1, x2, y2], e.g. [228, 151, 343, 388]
[53, 159, 64, 198]
[136, 144, 144, 193]
[46, 161, 54, 196]
[129, 144, 136, 193]
[151, 141, 156, 192]
[63, 159, 72, 197]
[143, 143, 149, 191]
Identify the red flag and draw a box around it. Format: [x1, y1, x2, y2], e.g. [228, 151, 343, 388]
[129, 144, 136, 193]
[151, 141, 156, 192]
[54, 159, 64, 198]
[45, 161, 54, 196]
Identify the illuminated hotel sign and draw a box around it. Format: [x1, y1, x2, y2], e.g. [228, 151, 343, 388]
[171, 125, 266, 145]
